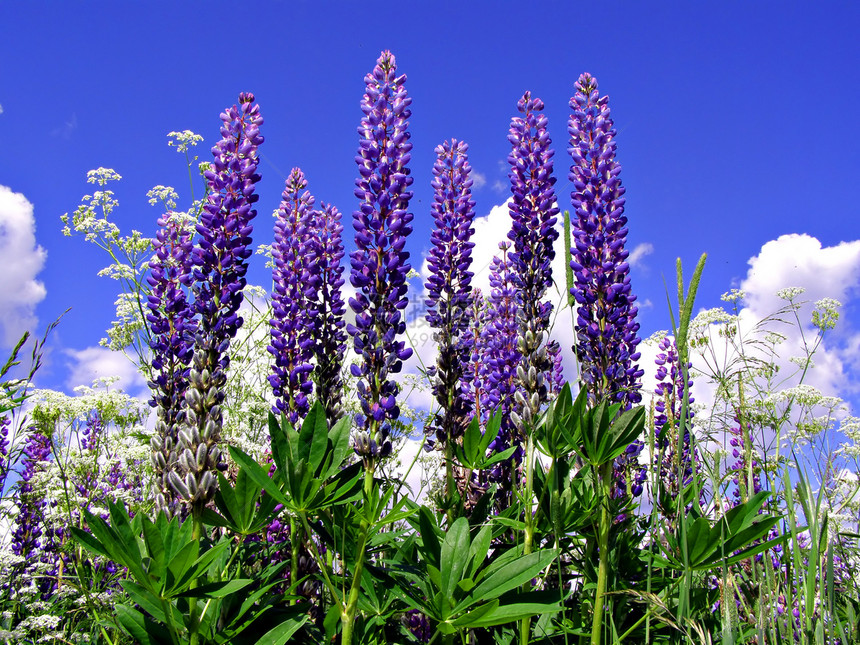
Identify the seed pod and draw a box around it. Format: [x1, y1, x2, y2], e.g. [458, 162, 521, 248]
[168, 471, 190, 499]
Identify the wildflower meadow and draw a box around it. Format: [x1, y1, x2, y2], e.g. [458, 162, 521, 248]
[1, 50, 858, 645]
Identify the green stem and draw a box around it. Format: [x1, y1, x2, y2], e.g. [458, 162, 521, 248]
[591, 461, 613, 645]
[188, 508, 203, 645]
[519, 432, 536, 645]
[290, 517, 300, 605]
[340, 467, 376, 645]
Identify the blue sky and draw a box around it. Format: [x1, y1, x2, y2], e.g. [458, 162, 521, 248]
[1, 2, 859, 424]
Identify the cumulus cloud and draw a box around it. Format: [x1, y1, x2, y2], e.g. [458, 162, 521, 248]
[0, 185, 47, 346]
[64, 346, 147, 398]
[740, 234, 860, 319]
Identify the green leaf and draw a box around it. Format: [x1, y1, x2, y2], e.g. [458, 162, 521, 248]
[323, 414, 353, 480]
[456, 549, 558, 612]
[229, 445, 290, 508]
[178, 578, 255, 599]
[300, 400, 328, 475]
[440, 518, 471, 601]
[115, 604, 173, 644]
[418, 506, 442, 567]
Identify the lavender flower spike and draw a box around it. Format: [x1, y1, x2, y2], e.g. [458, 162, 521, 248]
[306, 202, 347, 427]
[425, 139, 476, 449]
[568, 73, 643, 408]
[269, 168, 315, 424]
[170, 92, 263, 512]
[347, 51, 414, 467]
[507, 91, 559, 432]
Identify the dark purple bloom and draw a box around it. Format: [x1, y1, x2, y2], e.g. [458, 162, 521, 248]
[568, 73, 643, 409]
[146, 212, 196, 514]
[269, 168, 316, 424]
[172, 92, 263, 511]
[306, 202, 347, 428]
[424, 139, 476, 449]
[506, 92, 559, 432]
[653, 336, 699, 521]
[347, 51, 413, 467]
[481, 245, 522, 500]
[11, 430, 51, 558]
[0, 415, 9, 494]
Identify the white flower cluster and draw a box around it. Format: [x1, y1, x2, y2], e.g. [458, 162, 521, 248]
[167, 129, 204, 154]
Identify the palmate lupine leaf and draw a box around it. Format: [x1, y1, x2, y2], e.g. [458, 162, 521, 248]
[228, 402, 362, 514]
[393, 511, 562, 636]
[652, 491, 789, 571]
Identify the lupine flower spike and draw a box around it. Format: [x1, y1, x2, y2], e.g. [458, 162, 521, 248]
[569, 73, 644, 498]
[653, 335, 699, 522]
[146, 212, 196, 515]
[306, 203, 347, 428]
[425, 139, 476, 450]
[269, 168, 316, 424]
[506, 91, 559, 435]
[348, 51, 414, 468]
[568, 73, 642, 408]
[170, 92, 263, 513]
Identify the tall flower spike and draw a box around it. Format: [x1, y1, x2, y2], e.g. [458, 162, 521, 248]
[171, 92, 263, 513]
[481, 244, 522, 503]
[306, 202, 348, 428]
[347, 51, 414, 467]
[146, 211, 196, 516]
[269, 168, 316, 424]
[425, 139, 476, 450]
[568, 73, 643, 408]
[11, 430, 51, 558]
[653, 336, 699, 523]
[506, 91, 559, 434]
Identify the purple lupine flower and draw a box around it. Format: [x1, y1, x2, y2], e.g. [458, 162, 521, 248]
[269, 168, 316, 424]
[347, 51, 414, 467]
[460, 289, 490, 425]
[506, 91, 559, 436]
[0, 415, 10, 494]
[424, 139, 476, 450]
[306, 202, 348, 427]
[728, 413, 762, 506]
[11, 430, 51, 558]
[171, 92, 263, 512]
[146, 211, 196, 515]
[481, 245, 522, 502]
[568, 73, 643, 409]
[653, 336, 699, 521]
[402, 610, 433, 643]
[81, 410, 102, 452]
[546, 340, 565, 398]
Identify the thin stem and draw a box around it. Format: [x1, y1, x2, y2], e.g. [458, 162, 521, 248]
[591, 461, 613, 645]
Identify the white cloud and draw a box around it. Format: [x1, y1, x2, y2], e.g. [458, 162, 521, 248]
[0, 185, 47, 345]
[64, 346, 147, 398]
[471, 171, 487, 190]
[0, 104, 4, 115]
[492, 180, 507, 194]
[740, 234, 860, 319]
[628, 242, 654, 269]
